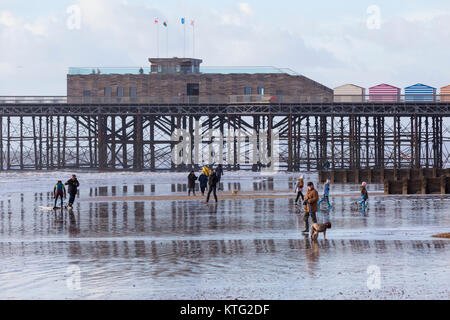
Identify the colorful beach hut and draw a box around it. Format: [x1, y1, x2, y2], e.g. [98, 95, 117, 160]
[440, 85, 450, 102]
[333, 84, 365, 102]
[369, 84, 400, 102]
[405, 83, 436, 102]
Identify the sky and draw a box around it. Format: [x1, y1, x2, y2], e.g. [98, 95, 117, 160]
[1, 0, 450, 95]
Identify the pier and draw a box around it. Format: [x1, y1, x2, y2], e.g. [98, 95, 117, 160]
[0, 97, 449, 171]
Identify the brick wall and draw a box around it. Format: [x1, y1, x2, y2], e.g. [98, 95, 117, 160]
[67, 73, 332, 101]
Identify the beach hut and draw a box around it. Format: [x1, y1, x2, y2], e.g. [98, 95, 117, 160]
[369, 84, 400, 102]
[333, 84, 365, 102]
[405, 83, 436, 102]
[440, 85, 450, 102]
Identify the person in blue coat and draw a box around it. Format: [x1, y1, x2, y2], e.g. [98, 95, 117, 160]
[199, 172, 209, 196]
[318, 179, 332, 209]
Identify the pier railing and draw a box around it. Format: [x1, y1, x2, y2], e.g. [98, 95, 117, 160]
[1, 95, 450, 105]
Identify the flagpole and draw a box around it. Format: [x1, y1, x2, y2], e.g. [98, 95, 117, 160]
[166, 24, 169, 58]
[192, 21, 195, 58]
[183, 21, 186, 58]
[156, 21, 159, 58]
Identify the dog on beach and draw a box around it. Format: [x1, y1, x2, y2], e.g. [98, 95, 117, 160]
[232, 190, 239, 195]
[310, 222, 331, 240]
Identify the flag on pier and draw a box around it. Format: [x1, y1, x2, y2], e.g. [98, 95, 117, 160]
[163, 21, 167, 27]
[181, 18, 185, 24]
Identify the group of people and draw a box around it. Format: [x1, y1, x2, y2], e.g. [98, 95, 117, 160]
[53, 174, 80, 209]
[293, 176, 369, 233]
[187, 164, 224, 204]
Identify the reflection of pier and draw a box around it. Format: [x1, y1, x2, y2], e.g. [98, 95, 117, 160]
[0, 237, 446, 261]
[0, 100, 449, 171]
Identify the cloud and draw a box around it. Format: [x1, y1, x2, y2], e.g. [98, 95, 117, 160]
[238, 3, 253, 15]
[24, 19, 49, 36]
[0, 11, 17, 27]
[1, 1, 450, 95]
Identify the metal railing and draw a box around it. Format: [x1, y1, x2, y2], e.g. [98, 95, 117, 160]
[68, 66, 301, 76]
[1, 95, 450, 105]
[0, 96, 67, 104]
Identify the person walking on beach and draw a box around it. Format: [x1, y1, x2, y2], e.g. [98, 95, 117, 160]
[199, 172, 208, 196]
[53, 180, 66, 209]
[318, 179, 332, 209]
[302, 182, 319, 233]
[65, 174, 80, 209]
[187, 171, 198, 196]
[216, 164, 224, 189]
[202, 164, 210, 177]
[205, 169, 219, 204]
[324, 160, 331, 172]
[360, 182, 369, 208]
[294, 175, 304, 207]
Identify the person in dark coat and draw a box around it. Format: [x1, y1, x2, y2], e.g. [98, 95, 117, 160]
[65, 174, 80, 208]
[205, 169, 219, 204]
[216, 164, 224, 184]
[199, 172, 208, 196]
[187, 171, 198, 196]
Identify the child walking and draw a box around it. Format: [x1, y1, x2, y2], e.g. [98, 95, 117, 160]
[360, 181, 369, 208]
[294, 175, 304, 207]
[318, 179, 332, 209]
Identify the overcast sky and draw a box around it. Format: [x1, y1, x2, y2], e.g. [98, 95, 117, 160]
[1, 0, 450, 95]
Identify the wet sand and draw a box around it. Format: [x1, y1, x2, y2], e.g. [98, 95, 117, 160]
[83, 191, 387, 202]
[0, 172, 448, 299]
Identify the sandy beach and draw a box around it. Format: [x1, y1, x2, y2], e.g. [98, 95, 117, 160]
[0, 171, 448, 299]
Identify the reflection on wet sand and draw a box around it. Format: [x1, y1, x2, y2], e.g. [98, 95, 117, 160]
[0, 237, 446, 261]
[85, 178, 282, 198]
[0, 176, 449, 299]
[1, 191, 450, 241]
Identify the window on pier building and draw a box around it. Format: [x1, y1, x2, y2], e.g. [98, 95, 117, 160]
[257, 86, 265, 95]
[244, 87, 252, 95]
[275, 90, 283, 103]
[130, 87, 137, 103]
[151, 65, 163, 73]
[116, 87, 124, 103]
[104, 87, 112, 103]
[83, 90, 91, 103]
[104, 87, 112, 96]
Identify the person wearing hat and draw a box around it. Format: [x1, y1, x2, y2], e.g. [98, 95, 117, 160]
[318, 179, 332, 209]
[360, 182, 369, 208]
[302, 182, 319, 232]
[294, 175, 305, 206]
[201, 165, 210, 177]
